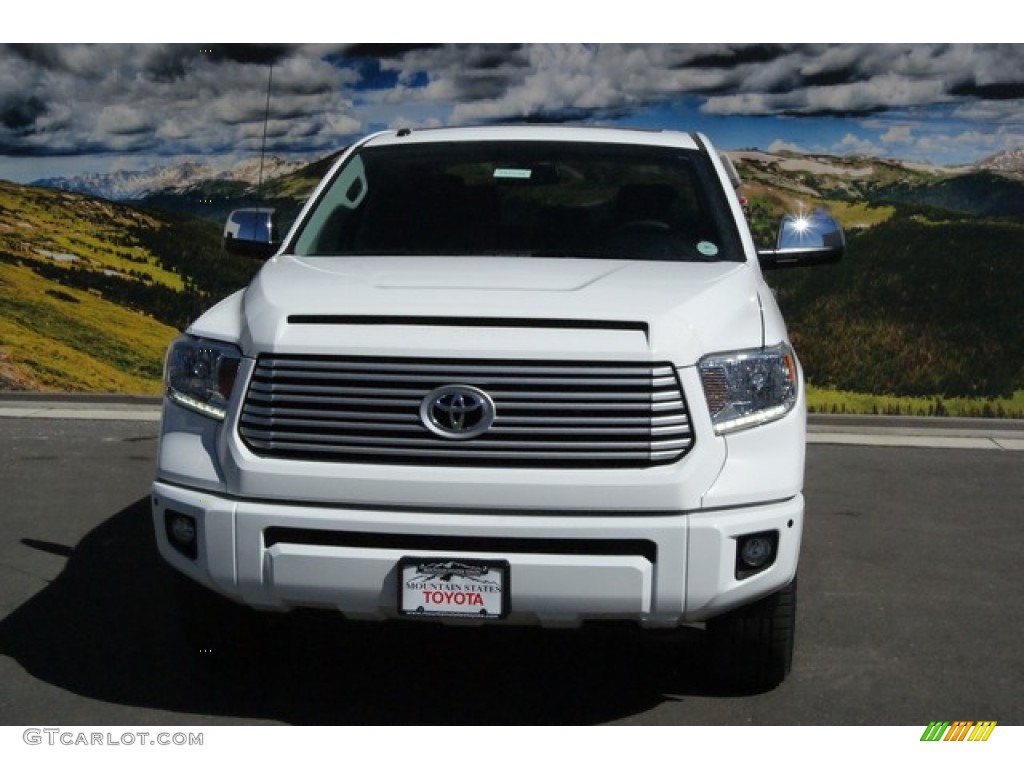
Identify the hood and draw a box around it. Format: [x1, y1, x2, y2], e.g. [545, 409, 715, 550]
[236, 255, 765, 364]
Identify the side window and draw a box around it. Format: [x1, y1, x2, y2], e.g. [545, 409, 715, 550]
[293, 155, 368, 254]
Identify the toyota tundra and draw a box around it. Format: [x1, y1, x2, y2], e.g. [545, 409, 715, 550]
[152, 125, 843, 689]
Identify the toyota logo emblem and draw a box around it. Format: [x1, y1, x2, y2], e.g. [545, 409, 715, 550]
[420, 385, 496, 440]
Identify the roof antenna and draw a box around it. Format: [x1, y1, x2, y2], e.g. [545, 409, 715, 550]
[257, 63, 273, 198]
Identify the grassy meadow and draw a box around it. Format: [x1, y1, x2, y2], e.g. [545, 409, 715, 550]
[0, 180, 258, 393]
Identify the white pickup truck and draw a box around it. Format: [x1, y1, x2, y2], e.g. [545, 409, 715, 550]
[153, 125, 843, 689]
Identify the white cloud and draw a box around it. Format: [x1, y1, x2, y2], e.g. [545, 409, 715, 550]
[324, 112, 362, 137]
[768, 139, 808, 154]
[952, 98, 1024, 124]
[837, 133, 882, 156]
[911, 128, 1024, 163]
[2, 43, 1023, 178]
[881, 125, 913, 144]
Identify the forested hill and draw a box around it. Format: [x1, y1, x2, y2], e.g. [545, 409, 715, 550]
[730, 151, 1024, 402]
[766, 213, 1024, 400]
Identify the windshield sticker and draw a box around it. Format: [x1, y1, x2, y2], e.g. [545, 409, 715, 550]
[494, 168, 532, 180]
[697, 241, 719, 257]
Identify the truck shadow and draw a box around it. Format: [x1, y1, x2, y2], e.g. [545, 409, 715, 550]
[0, 496, 730, 724]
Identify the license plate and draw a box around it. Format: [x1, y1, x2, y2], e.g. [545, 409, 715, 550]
[398, 558, 510, 620]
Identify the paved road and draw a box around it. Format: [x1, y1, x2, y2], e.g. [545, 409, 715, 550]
[0, 412, 1022, 725]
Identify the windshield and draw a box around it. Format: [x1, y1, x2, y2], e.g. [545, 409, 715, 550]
[290, 140, 744, 262]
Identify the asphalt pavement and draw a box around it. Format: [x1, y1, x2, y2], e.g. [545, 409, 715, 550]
[0, 398, 1022, 725]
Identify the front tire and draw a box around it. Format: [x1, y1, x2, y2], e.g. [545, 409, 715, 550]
[707, 577, 797, 691]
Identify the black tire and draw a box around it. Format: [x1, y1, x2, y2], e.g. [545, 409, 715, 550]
[706, 577, 797, 692]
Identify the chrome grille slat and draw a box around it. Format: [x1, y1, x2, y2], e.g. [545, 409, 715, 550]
[466, 391, 661, 402]
[496, 415, 669, 427]
[245, 392, 424, 408]
[262, 358, 666, 376]
[251, 383, 431, 398]
[242, 441, 658, 462]
[241, 417, 424, 432]
[253, 369, 663, 388]
[242, 431, 665, 451]
[239, 355, 694, 467]
[241, 405, 414, 422]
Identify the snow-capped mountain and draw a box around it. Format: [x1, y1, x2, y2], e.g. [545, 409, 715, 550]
[975, 149, 1024, 175]
[33, 156, 308, 200]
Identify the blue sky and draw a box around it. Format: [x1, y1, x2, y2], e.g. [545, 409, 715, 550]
[1, 43, 1022, 183]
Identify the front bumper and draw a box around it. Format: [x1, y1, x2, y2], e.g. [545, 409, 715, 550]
[152, 481, 802, 627]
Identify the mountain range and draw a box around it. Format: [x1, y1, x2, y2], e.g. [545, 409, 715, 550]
[31, 148, 1024, 204]
[975, 148, 1024, 175]
[32, 156, 310, 201]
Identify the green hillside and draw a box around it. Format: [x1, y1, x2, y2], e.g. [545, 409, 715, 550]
[767, 214, 1024, 400]
[872, 172, 1024, 218]
[0, 181, 258, 393]
[732, 151, 1024, 416]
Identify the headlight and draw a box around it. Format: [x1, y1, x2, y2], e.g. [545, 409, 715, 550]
[698, 343, 799, 435]
[164, 335, 242, 421]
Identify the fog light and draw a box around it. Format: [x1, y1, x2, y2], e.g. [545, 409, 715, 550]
[165, 511, 198, 560]
[736, 531, 778, 578]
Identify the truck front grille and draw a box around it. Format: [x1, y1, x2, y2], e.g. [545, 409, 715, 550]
[238, 356, 694, 467]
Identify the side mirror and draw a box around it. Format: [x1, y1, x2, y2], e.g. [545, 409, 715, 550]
[223, 208, 280, 258]
[758, 207, 845, 270]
